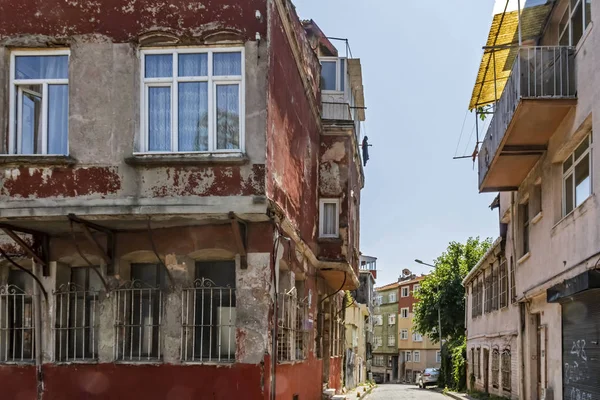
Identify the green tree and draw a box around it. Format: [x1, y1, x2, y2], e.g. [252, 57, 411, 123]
[413, 237, 491, 341]
[413, 237, 492, 391]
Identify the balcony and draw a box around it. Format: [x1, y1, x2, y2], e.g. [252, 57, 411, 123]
[478, 46, 576, 192]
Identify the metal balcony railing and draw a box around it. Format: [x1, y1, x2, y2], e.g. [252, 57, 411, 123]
[322, 102, 353, 121]
[479, 46, 576, 188]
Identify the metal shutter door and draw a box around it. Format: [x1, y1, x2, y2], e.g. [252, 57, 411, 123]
[562, 289, 600, 400]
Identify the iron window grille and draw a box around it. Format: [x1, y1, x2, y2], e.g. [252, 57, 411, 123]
[499, 259, 508, 308]
[277, 288, 308, 363]
[53, 281, 100, 362]
[181, 277, 236, 363]
[501, 350, 511, 391]
[114, 276, 164, 361]
[492, 349, 500, 388]
[484, 272, 492, 314]
[0, 283, 34, 363]
[510, 257, 516, 304]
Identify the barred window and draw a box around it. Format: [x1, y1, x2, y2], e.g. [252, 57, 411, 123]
[492, 349, 500, 388]
[499, 259, 508, 308]
[475, 348, 481, 379]
[330, 301, 344, 357]
[471, 284, 476, 319]
[54, 267, 100, 362]
[0, 270, 34, 363]
[277, 287, 308, 363]
[484, 272, 492, 313]
[510, 257, 516, 303]
[492, 264, 499, 311]
[373, 355, 384, 366]
[114, 263, 165, 361]
[181, 261, 236, 363]
[502, 350, 511, 391]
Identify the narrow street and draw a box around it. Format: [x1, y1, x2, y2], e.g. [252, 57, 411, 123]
[365, 384, 447, 399]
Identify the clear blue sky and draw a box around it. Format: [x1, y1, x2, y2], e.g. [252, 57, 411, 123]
[294, 0, 499, 285]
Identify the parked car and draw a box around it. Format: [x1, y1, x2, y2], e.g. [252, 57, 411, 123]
[417, 368, 439, 388]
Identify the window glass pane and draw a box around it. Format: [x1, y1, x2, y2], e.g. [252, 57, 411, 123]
[178, 53, 208, 77]
[178, 82, 208, 151]
[574, 136, 589, 160]
[563, 155, 573, 172]
[145, 54, 173, 78]
[15, 55, 68, 80]
[559, 8, 570, 44]
[575, 154, 590, 206]
[565, 174, 574, 214]
[216, 84, 240, 150]
[47, 84, 69, 155]
[19, 85, 43, 155]
[148, 87, 172, 151]
[70, 267, 87, 287]
[321, 61, 337, 91]
[131, 263, 164, 287]
[572, 3, 584, 44]
[213, 52, 242, 76]
[585, 0, 592, 27]
[340, 59, 345, 92]
[323, 203, 337, 235]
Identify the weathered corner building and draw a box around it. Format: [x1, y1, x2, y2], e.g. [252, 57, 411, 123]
[0, 0, 367, 398]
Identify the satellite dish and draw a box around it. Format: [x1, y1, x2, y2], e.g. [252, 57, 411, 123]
[402, 269, 411, 276]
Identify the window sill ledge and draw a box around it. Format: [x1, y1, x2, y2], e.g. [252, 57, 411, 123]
[318, 236, 342, 243]
[0, 155, 77, 167]
[531, 211, 543, 225]
[126, 153, 249, 167]
[517, 252, 530, 266]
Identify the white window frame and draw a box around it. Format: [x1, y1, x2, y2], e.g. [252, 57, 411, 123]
[138, 47, 245, 154]
[400, 307, 409, 318]
[319, 198, 340, 238]
[405, 350, 412, 362]
[319, 57, 346, 93]
[559, 0, 592, 46]
[388, 314, 396, 325]
[401, 286, 409, 297]
[563, 134, 593, 216]
[401, 329, 408, 340]
[412, 332, 423, 342]
[388, 292, 397, 302]
[413, 284, 420, 293]
[413, 350, 420, 363]
[374, 315, 383, 326]
[8, 49, 70, 156]
[387, 334, 395, 347]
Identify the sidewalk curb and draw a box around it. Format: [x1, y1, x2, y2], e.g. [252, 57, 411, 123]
[442, 392, 463, 400]
[357, 385, 375, 399]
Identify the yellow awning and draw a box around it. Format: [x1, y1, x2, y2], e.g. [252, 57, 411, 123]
[469, 3, 553, 110]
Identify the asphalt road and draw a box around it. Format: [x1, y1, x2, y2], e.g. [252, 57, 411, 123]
[365, 384, 447, 399]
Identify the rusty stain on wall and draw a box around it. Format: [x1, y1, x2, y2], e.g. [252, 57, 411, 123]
[1, 167, 121, 198]
[149, 164, 265, 197]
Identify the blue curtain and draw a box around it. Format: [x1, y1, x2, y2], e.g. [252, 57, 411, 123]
[214, 53, 241, 76]
[178, 82, 208, 151]
[216, 85, 239, 150]
[145, 55, 172, 78]
[15, 55, 68, 80]
[148, 87, 171, 151]
[178, 54, 208, 77]
[48, 84, 68, 155]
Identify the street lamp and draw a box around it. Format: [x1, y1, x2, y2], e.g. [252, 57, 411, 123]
[414, 259, 443, 366]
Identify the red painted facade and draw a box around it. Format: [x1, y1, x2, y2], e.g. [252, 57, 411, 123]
[266, 1, 321, 255]
[0, 0, 267, 42]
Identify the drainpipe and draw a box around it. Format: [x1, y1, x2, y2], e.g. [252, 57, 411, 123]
[33, 260, 44, 399]
[511, 192, 526, 400]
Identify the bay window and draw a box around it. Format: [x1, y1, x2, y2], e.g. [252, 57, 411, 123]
[9, 51, 69, 155]
[140, 48, 244, 153]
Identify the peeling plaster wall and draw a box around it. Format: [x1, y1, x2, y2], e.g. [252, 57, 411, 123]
[0, 0, 267, 42]
[318, 134, 362, 274]
[0, 5, 268, 213]
[266, 1, 321, 254]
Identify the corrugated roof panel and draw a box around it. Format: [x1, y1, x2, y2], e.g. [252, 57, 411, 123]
[469, 3, 553, 110]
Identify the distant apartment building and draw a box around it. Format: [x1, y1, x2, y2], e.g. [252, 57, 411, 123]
[463, 238, 518, 398]
[467, 0, 599, 398]
[371, 282, 399, 383]
[397, 274, 441, 383]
